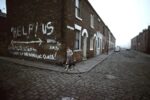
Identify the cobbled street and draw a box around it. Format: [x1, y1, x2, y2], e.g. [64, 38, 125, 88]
[0, 50, 150, 100]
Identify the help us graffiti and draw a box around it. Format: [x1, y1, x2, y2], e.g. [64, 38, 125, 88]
[11, 21, 54, 38]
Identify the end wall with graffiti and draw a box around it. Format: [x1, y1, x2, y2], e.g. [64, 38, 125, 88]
[6, 0, 66, 63]
[6, 0, 116, 64]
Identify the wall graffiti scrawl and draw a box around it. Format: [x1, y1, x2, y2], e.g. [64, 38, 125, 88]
[11, 21, 54, 39]
[8, 21, 62, 61]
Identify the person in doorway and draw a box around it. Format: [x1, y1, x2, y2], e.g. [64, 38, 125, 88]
[65, 47, 74, 71]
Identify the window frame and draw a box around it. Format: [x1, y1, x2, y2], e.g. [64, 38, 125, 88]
[90, 38, 94, 50]
[90, 14, 94, 28]
[74, 30, 81, 50]
[74, 24, 82, 51]
[75, 0, 82, 21]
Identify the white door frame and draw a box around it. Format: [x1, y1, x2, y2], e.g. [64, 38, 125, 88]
[82, 29, 88, 60]
[95, 32, 103, 55]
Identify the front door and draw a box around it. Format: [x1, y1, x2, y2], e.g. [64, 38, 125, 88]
[94, 38, 97, 56]
[83, 35, 87, 60]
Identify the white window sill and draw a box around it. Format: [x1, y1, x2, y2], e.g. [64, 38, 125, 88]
[90, 26, 94, 29]
[76, 16, 82, 21]
[74, 49, 81, 52]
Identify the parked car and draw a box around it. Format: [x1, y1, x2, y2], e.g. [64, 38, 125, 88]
[126, 48, 130, 51]
[115, 46, 120, 52]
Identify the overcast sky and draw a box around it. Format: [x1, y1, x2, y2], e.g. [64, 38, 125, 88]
[89, 0, 150, 48]
[0, 0, 6, 13]
[1, 0, 150, 48]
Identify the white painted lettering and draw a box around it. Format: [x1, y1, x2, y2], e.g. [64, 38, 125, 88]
[47, 39, 56, 43]
[43, 54, 47, 59]
[28, 24, 33, 34]
[47, 21, 54, 36]
[22, 26, 27, 35]
[35, 22, 38, 33]
[17, 26, 22, 37]
[42, 24, 47, 34]
[11, 21, 54, 39]
[37, 54, 42, 59]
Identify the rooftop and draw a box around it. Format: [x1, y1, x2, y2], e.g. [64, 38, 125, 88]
[0, 10, 6, 18]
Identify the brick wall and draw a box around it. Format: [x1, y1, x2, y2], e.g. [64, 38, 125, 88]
[64, 0, 112, 59]
[6, 0, 116, 64]
[6, 0, 66, 64]
[131, 26, 150, 54]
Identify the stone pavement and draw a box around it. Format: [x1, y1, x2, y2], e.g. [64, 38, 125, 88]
[1, 50, 150, 100]
[0, 51, 114, 74]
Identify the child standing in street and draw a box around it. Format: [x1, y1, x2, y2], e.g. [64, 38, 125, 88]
[65, 47, 73, 71]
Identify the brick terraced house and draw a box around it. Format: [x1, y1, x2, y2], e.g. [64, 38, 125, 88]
[131, 26, 150, 54]
[6, 0, 116, 64]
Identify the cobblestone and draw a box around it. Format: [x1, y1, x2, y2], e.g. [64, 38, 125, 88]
[0, 50, 150, 100]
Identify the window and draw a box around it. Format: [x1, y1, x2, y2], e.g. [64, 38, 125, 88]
[74, 30, 81, 50]
[98, 38, 100, 49]
[75, 0, 82, 20]
[90, 14, 94, 28]
[90, 38, 94, 50]
[98, 18, 101, 22]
